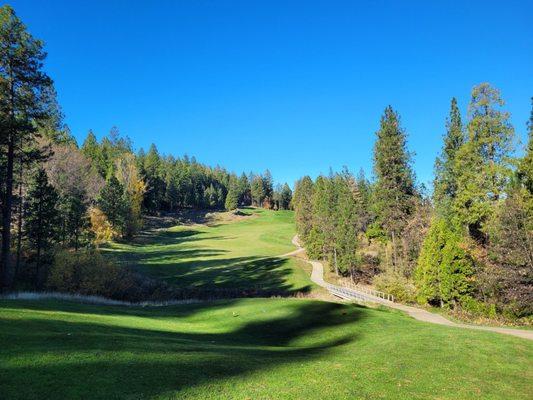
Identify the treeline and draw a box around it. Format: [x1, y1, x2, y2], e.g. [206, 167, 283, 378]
[0, 6, 292, 291]
[294, 86, 532, 320]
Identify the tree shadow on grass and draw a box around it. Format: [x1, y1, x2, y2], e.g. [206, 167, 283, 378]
[0, 300, 364, 399]
[130, 255, 312, 295]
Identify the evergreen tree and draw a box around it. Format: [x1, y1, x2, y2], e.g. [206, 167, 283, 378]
[293, 176, 314, 240]
[237, 173, 251, 206]
[143, 143, 165, 213]
[24, 168, 60, 287]
[372, 106, 416, 239]
[415, 218, 475, 308]
[279, 183, 292, 210]
[517, 98, 533, 194]
[0, 6, 53, 287]
[250, 175, 265, 207]
[453, 83, 515, 240]
[263, 170, 273, 200]
[334, 170, 361, 278]
[434, 98, 464, 215]
[309, 174, 338, 272]
[81, 130, 108, 178]
[225, 180, 239, 211]
[98, 176, 128, 236]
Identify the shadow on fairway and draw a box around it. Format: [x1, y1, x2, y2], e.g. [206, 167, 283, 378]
[0, 300, 363, 399]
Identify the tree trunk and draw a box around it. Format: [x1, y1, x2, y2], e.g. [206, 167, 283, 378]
[1, 135, 15, 289]
[16, 147, 23, 278]
[334, 247, 339, 276]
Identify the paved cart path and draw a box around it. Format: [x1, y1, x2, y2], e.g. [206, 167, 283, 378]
[288, 235, 533, 341]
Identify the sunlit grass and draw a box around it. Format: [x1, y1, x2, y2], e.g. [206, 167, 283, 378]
[1, 298, 531, 400]
[103, 209, 314, 294]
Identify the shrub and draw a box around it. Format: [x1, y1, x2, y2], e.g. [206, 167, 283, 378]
[459, 297, 497, 319]
[373, 271, 416, 303]
[46, 250, 138, 300]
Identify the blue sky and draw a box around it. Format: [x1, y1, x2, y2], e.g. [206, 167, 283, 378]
[9, 0, 533, 187]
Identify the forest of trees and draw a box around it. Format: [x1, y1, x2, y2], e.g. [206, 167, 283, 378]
[0, 6, 292, 291]
[294, 88, 532, 320]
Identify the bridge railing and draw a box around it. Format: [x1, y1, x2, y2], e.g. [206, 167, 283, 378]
[326, 281, 395, 303]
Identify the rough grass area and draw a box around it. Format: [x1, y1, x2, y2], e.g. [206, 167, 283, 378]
[1, 298, 531, 400]
[104, 208, 314, 295]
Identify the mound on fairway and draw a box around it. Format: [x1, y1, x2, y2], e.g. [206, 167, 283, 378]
[1, 298, 531, 400]
[104, 208, 314, 295]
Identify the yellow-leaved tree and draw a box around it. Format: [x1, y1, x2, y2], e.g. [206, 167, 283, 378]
[115, 154, 147, 237]
[89, 207, 116, 245]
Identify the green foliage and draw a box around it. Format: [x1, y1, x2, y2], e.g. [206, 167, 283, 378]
[373, 106, 416, 238]
[24, 168, 60, 286]
[224, 181, 239, 211]
[434, 97, 464, 216]
[517, 97, 533, 194]
[293, 176, 314, 240]
[279, 183, 293, 210]
[453, 83, 515, 239]
[0, 5, 54, 287]
[373, 271, 416, 303]
[365, 222, 387, 242]
[415, 218, 475, 307]
[98, 176, 128, 235]
[459, 297, 498, 319]
[57, 193, 89, 250]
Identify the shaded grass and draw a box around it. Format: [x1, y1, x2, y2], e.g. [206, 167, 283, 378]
[103, 209, 313, 294]
[1, 298, 531, 399]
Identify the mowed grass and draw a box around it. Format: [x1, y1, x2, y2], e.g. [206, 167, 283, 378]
[104, 208, 313, 294]
[1, 298, 532, 400]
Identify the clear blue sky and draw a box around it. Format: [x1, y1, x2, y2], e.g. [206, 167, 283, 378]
[9, 0, 533, 187]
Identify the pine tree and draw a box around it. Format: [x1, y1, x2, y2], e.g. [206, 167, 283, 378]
[237, 173, 251, 206]
[517, 98, 533, 194]
[310, 174, 338, 271]
[98, 176, 128, 236]
[279, 183, 292, 210]
[225, 182, 239, 211]
[250, 175, 265, 207]
[453, 83, 515, 240]
[372, 106, 416, 241]
[415, 218, 475, 308]
[293, 176, 314, 240]
[81, 130, 106, 178]
[334, 170, 361, 278]
[262, 170, 274, 208]
[24, 168, 60, 287]
[0, 6, 53, 287]
[434, 98, 464, 215]
[58, 193, 88, 251]
[143, 143, 165, 213]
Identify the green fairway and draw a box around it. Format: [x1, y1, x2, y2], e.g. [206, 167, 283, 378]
[104, 208, 313, 294]
[1, 298, 531, 400]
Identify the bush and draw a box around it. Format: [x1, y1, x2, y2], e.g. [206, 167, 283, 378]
[46, 249, 179, 302]
[459, 297, 497, 319]
[373, 271, 416, 303]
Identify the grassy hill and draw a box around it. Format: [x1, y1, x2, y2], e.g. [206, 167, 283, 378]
[1, 298, 531, 400]
[104, 208, 313, 294]
[1, 208, 532, 399]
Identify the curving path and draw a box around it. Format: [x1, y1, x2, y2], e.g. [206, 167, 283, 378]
[288, 235, 533, 341]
